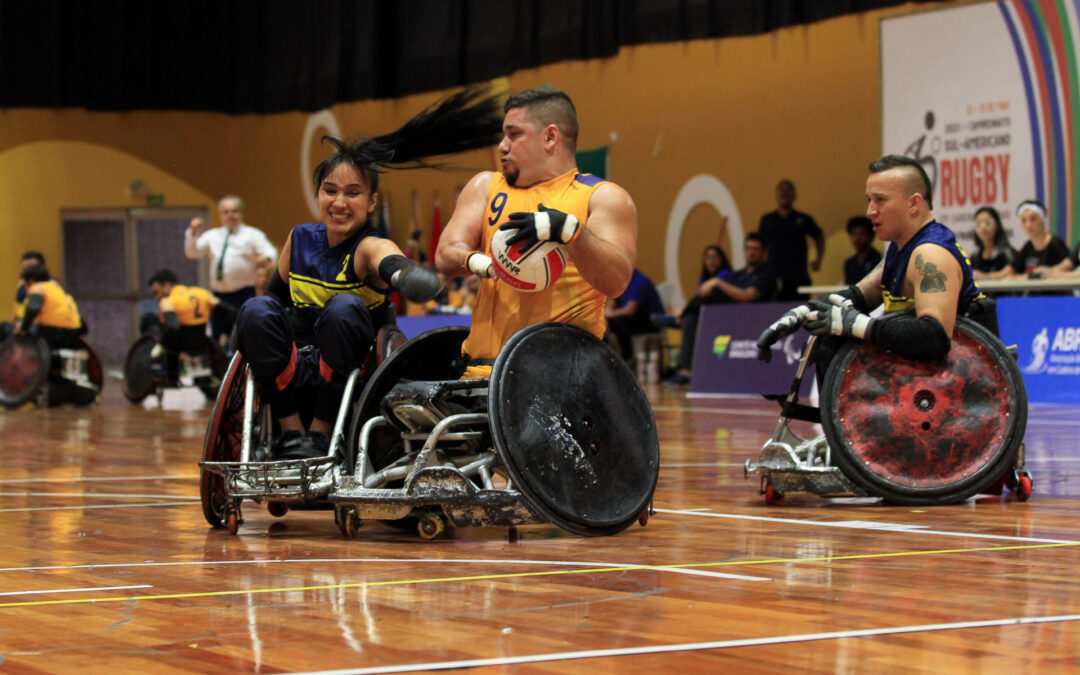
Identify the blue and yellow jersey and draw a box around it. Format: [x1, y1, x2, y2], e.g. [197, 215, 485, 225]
[288, 222, 393, 330]
[18, 280, 81, 330]
[163, 285, 213, 326]
[881, 220, 984, 314]
[461, 168, 608, 376]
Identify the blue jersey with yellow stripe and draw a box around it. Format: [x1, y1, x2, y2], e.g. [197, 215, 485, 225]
[288, 223, 393, 330]
[881, 220, 983, 314]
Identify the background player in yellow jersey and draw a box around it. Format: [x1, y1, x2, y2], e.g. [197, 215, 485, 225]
[147, 269, 229, 385]
[14, 264, 84, 348]
[436, 86, 638, 377]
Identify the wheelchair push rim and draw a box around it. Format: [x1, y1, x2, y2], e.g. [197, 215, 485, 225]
[820, 316, 1027, 505]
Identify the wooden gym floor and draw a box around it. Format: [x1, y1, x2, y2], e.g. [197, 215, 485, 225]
[0, 382, 1077, 673]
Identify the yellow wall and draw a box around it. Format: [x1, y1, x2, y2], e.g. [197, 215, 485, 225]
[0, 2, 942, 301]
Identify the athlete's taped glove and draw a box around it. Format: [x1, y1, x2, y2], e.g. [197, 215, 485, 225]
[500, 204, 580, 253]
[803, 299, 874, 339]
[756, 304, 811, 362]
[466, 252, 493, 279]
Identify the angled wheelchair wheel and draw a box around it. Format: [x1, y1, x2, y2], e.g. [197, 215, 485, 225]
[489, 323, 660, 536]
[0, 335, 51, 408]
[346, 326, 470, 477]
[123, 334, 160, 403]
[200, 352, 250, 527]
[821, 316, 1027, 505]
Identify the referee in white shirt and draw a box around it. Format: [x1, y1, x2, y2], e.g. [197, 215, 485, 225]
[184, 195, 277, 344]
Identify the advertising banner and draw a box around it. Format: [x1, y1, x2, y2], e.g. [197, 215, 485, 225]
[998, 297, 1080, 404]
[882, 2, 1079, 251]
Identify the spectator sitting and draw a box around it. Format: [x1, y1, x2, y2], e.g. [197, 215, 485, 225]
[605, 268, 664, 361]
[985, 200, 1070, 281]
[1044, 238, 1079, 279]
[842, 216, 882, 285]
[666, 234, 776, 385]
[969, 206, 1017, 280]
[653, 244, 732, 327]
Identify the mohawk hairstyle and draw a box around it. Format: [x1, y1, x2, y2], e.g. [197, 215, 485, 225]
[314, 85, 504, 194]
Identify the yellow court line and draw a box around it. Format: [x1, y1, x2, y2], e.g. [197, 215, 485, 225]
[1, 541, 1075, 609]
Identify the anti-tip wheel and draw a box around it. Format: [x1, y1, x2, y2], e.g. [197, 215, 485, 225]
[267, 501, 289, 518]
[337, 507, 361, 539]
[226, 509, 239, 535]
[417, 513, 445, 540]
[764, 482, 784, 505]
[1015, 473, 1033, 502]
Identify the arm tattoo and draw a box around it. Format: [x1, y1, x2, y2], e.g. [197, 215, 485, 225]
[915, 254, 947, 293]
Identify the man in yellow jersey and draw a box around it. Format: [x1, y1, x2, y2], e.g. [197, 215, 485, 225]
[147, 269, 231, 385]
[436, 86, 638, 378]
[14, 264, 84, 348]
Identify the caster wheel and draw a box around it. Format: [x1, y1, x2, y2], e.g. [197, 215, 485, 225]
[226, 509, 239, 535]
[764, 482, 784, 505]
[1015, 473, 1033, 502]
[417, 513, 445, 540]
[267, 501, 289, 518]
[338, 507, 361, 539]
[507, 525, 519, 543]
[638, 510, 649, 527]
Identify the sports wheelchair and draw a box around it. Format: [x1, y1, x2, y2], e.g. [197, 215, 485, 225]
[122, 333, 229, 404]
[745, 315, 1032, 505]
[199, 322, 659, 539]
[0, 334, 104, 408]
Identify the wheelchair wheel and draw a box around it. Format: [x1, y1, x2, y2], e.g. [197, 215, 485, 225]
[0, 335, 50, 408]
[489, 323, 660, 536]
[200, 352, 250, 527]
[123, 334, 160, 403]
[346, 326, 470, 477]
[820, 316, 1027, 505]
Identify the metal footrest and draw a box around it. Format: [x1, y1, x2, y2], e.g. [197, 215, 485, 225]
[200, 456, 337, 501]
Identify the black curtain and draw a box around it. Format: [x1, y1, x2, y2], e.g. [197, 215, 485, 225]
[0, 0, 932, 113]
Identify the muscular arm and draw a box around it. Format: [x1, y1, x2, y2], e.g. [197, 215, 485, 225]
[907, 244, 962, 336]
[854, 258, 885, 308]
[436, 172, 494, 277]
[567, 182, 637, 297]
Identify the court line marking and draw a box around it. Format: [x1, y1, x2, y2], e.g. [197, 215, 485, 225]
[0, 502, 197, 513]
[650, 406, 777, 417]
[0, 541, 1073, 609]
[0, 475, 198, 484]
[0, 492, 198, 500]
[0, 584, 152, 597]
[293, 613, 1080, 674]
[655, 508, 1079, 544]
[0, 557, 768, 582]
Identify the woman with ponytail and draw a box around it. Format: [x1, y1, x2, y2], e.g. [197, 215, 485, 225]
[234, 86, 503, 460]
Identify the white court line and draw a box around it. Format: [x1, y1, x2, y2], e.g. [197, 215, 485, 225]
[294, 613, 1080, 674]
[0, 475, 198, 484]
[0, 502, 197, 513]
[0, 557, 769, 582]
[655, 508, 1077, 544]
[0, 492, 198, 500]
[0, 584, 152, 597]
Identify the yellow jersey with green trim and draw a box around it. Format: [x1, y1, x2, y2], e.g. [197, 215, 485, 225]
[164, 285, 213, 326]
[461, 169, 608, 377]
[288, 222, 393, 330]
[20, 280, 81, 329]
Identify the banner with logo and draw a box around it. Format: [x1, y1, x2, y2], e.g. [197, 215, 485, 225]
[882, 2, 1079, 251]
[998, 297, 1080, 404]
[689, 303, 815, 398]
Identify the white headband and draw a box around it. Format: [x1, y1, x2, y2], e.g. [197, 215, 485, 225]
[1017, 202, 1047, 222]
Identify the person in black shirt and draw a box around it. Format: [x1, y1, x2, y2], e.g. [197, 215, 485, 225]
[969, 206, 1016, 279]
[842, 216, 882, 285]
[757, 179, 824, 300]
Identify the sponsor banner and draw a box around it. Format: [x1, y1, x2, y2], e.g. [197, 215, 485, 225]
[882, 2, 1079, 252]
[689, 303, 815, 397]
[998, 297, 1080, 403]
[396, 314, 471, 339]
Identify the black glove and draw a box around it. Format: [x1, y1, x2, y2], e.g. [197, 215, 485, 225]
[392, 263, 444, 303]
[756, 304, 811, 362]
[803, 300, 874, 339]
[500, 204, 580, 253]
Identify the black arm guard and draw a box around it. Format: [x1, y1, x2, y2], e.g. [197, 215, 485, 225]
[20, 294, 44, 331]
[267, 270, 292, 306]
[162, 311, 180, 332]
[379, 255, 444, 303]
[836, 284, 870, 312]
[869, 314, 951, 360]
